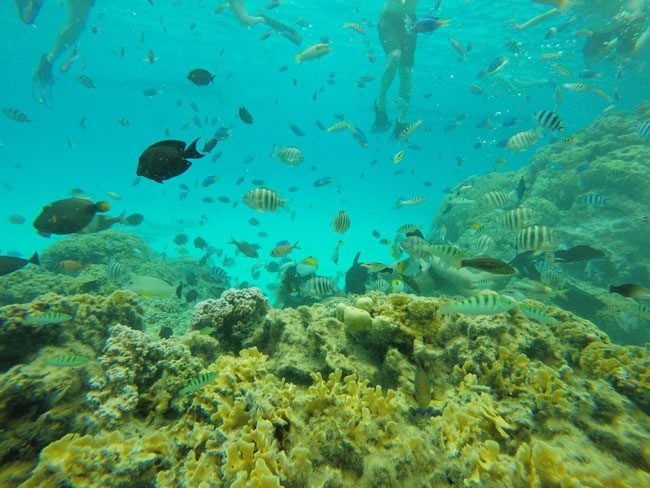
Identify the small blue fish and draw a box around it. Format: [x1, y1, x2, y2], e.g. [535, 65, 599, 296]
[576, 162, 590, 173]
[313, 177, 336, 187]
[288, 123, 305, 137]
[546, 162, 565, 171]
[413, 17, 449, 34]
[214, 126, 231, 141]
[350, 125, 368, 147]
[201, 175, 219, 187]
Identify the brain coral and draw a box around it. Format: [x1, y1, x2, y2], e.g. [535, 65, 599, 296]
[189, 287, 269, 351]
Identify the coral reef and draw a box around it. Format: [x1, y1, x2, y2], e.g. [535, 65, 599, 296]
[3, 289, 649, 487]
[189, 287, 270, 351]
[430, 110, 650, 345]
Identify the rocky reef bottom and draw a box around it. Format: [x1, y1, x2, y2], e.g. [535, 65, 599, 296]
[0, 287, 648, 487]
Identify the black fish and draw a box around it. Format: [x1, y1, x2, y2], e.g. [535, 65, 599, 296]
[185, 289, 199, 302]
[125, 213, 144, 226]
[159, 326, 173, 339]
[288, 123, 305, 136]
[187, 68, 215, 86]
[238, 106, 253, 124]
[174, 234, 188, 246]
[554, 245, 605, 263]
[345, 252, 368, 294]
[509, 251, 541, 280]
[460, 257, 516, 275]
[186, 271, 198, 286]
[0, 252, 39, 276]
[33, 198, 111, 236]
[609, 283, 650, 300]
[137, 138, 205, 183]
[516, 176, 526, 202]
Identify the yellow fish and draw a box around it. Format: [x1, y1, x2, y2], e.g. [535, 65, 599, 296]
[295, 43, 332, 63]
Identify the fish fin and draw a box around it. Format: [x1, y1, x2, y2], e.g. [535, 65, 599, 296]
[185, 138, 205, 159]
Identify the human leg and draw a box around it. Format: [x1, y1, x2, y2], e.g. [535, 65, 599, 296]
[373, 49, 400, 132]
[15, 0, 44, 24]
[33, 0, 93, 106]
[230, 0, 265, 26]
[397, 65, 412, 123]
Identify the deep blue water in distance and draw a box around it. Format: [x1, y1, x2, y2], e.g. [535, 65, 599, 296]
[0, 1, 647, 286]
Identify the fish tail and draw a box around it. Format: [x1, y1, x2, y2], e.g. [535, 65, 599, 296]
[28, 252, 40, 266]
[185, 138, 205, 158]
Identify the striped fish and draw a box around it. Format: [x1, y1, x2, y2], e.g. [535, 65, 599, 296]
[519, 301, 559, 326]
[506, 129, 541, 152]
[551, 63, 572, 77]
[429, 244, 467, 263]
[180, 371, 218, 395]
[446, 196, 474, 205]
[472, 234, 495, 254]
[561, 82, 610, 100]
[106, 260, 130, 283]
[366, 277, 390, 293]
[25, 312, 73, 326]
[331, 210, 351, 233]
[44, 355, 90, 367]
[634, 303, 650, 319]
[242, 187, 288, 212]
[499, 207, 534, 230]
[636, 120, 649, 137]
[2, 108, 33, 125]
[440, 293, 517, 315]
[579, 194, 607, 207]
[533, 110, 564, 132]
[273, 146, 304, 166]
[516, 225, 557, 254]
[209, 266, 230, 285]
[302, 276, 336, 297]
[396, 196, 427, 208]
[397, 119, 424, 141]
[77, 74, 97, 89]
[482, 190, 514, 209]
[541, 269, 566, 290]
[397, 223, 421, 234]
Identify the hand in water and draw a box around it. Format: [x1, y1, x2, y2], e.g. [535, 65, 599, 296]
[32, 54, 54, 108]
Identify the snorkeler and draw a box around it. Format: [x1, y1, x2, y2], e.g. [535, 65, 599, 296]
[372, 0, 419, 138]
[228, 0, 302, 44]
[15, 0, 94, 107]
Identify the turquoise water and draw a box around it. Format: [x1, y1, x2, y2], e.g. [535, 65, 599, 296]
[0, 0, 648, 287]
[0, 1, 647, 274]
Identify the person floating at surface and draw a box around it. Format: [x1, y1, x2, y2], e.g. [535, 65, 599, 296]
[15, 0, 94, 108]
[372, 0, 419, 138]
[228, 0, 302, 44]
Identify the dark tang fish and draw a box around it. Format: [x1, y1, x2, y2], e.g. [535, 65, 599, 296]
[187, 68, 215, 86]
[137, 138, 204, 183]
[554, 245, 604, 263]
[460, 257, 516, 275]
[33, 198, 111, 235]
[0, 252, 39, 276]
